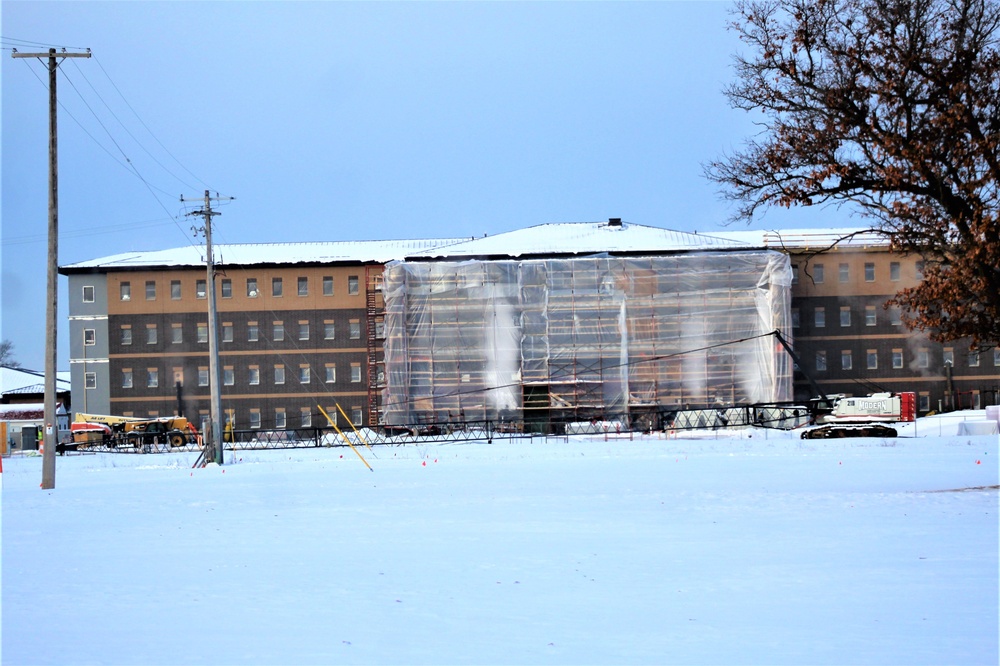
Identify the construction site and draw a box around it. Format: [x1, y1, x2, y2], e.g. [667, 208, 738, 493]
[380, 250, 795, 432]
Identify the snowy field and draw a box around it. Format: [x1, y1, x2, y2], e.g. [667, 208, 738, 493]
[2, 414, 997, 665]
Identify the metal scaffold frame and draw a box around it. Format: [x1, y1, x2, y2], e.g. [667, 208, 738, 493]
[381, 252, 794, 432]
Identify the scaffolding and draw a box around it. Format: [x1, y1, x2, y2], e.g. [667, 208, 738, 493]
[365, 266, 385, 427]
[381, 252, 793, 429]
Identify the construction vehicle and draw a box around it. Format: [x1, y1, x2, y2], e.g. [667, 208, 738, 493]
[657, 331, 918, 438]
[800, 391, 917, 438]
[70, 412, 198, 450]
[771, 330, 917, 438]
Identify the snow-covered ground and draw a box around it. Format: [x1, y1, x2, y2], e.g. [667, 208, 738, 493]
[2, 414, 997, 665]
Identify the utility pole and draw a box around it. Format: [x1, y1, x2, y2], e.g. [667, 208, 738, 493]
[182, 191, 234, 465]
[12, 47, 91, 490]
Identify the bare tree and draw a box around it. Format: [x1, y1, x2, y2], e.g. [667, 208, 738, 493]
[0, 339, 21, 368]
[706, 0, 1000, 348]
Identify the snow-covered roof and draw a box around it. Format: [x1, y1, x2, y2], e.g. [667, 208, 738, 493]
[708, 227, 889, 250]
[59, 223, 890, 274]
[404, 220, 754, 259]
[61, 238, 463, 272]
[1, 367, 71, 396]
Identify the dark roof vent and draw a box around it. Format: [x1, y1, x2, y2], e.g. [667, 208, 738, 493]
[608, 218, 622, 227]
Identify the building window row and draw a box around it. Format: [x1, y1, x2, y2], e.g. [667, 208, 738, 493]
[806, 261, 907, 286]
[804, 305, 901, 329]
[231, 405, 361, 430]
[811, 347, 996, 372]
[122, 362, 362, 389]
[118, 274, 364, 302]
[119, 319, 362, 346]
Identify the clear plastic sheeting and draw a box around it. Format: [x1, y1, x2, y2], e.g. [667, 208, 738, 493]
[381, 252, 793, 428]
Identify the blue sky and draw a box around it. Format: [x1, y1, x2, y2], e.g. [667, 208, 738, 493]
[2, 1, 848, 370]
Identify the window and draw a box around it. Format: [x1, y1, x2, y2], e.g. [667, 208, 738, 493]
[198, 367, 209, 387]
[275, 409, 286, 429]
[197, 323, 208, 343]
[173, 367, 183, 386]
[968, 351, 980, 367]
[171, 324, 183, 344]
[84, 328, 96, 346]
[892, 349, 904, 369]
[221, 279, 232, 298]
[121, 326, 132, 346]
[813, 264, 825, 284]
[916, 261, 925, 280]
[323, 276, 334, 296]
[943, 348, 954, 366]
[250, 409, 261, 429]
[919, 393, 930, 412]
[248, 322, 259, 342]
[995, 349, 1000, 367]
[351, 408, 363, 426]
[791, 264, 799, 285]
[918, 349, 929, 368]
[300, 408, 312, 428]
[272, 277, 283, 297]
[146, 324, 157, 345]
[839, 263, 849, 282]
[814, 307, 826, 328]
[247, 278, 258, 297]
[889, 307, 902, 326]
[840, 307, 851, 327]
[816, 351, 827, 371]
[841, 350, 852, 370]
[298, 277, 308, 296]
[866, 350, 878, 370]
[248, 365, 260, 385]
[375, 321, 385, 338]
[223, 366, 234, 386]
[273, 322, 284, 341]
[274, 365, 285, 385]
[299, 365, 311, 384]
[326, 408, 339, 427]
[122, 369, 133, 389]
[171, 280, 181, 300]
[348, 275, 359, 295]
[120, 282, 131, 301]
[890, 262, 900, 281]
[82, 285, 95, 303]
[864, 262, 875, 282]
[350, 320, 361, 339]
[351, 363, 362, 383]
[222, 323, 233, 343]
[791, 309, 800, 328]
[324, 322, 335, 340]
[298, 321, 309, 341]
[325, 364, 336, 383]
[147, 368, 159, 388]
[146, 281, 156, 300]
[196, 279, 207, 299]
[864, 306, 876, 326]
[85, 372, 97, 390]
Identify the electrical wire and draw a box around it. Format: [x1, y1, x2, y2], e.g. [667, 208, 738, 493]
[92, 55, 213, 191]
[67, 57, 202, 192]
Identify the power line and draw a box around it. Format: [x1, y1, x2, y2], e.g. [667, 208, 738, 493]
[1, 36, 89, 50]
[93, 55, 212, 191]
[66, 58, 201, 192]
[1, 216, 180, 247]
[14, 49, 211, 254]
